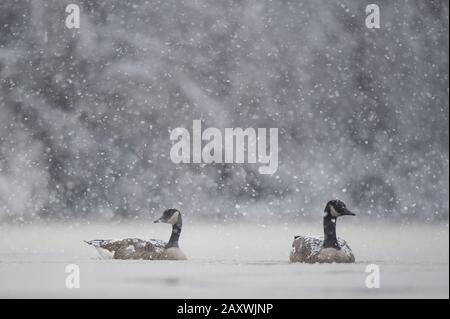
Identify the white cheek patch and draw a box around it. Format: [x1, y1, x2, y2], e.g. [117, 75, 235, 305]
[330, 205, 339, 218]
[167, 211, 179, 225]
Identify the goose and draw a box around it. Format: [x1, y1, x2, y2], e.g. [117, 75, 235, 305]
[85, 208, 187, 260]
[290, 200, 355, 264]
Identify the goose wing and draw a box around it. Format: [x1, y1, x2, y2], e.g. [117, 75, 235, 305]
[335, 238, 355, 262]
[290, 235, 323, 263]
[85, 238, 166, 260]
[290, 236, 355, 263]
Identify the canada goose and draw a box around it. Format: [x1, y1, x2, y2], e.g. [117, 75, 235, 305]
[290, 200, 355, 264]
[85, 209, 187, 260]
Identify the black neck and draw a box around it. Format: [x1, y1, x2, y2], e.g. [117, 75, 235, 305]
[166, 216, 182, 248]
[323, 215, 340, 249]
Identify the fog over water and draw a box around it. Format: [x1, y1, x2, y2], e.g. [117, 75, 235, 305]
[0, 1, 448, 222]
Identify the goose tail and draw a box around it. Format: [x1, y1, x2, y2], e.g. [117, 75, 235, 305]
[84, 239, 107, 247]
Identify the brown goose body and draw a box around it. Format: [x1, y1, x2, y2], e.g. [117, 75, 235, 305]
[85, 209, 187, 260]
[289, 236, 355, 264]
[85, 238, 186, 260]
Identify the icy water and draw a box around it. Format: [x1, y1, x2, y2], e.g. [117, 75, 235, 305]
[0, 221, 448, 298]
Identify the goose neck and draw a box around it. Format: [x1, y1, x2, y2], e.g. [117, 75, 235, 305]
[322, 216, 340, 249]
[166, 218, 182, 249]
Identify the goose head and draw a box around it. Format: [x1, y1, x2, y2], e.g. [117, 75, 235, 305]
[154, 208, 181, 225]
[324, 200, 355, 218]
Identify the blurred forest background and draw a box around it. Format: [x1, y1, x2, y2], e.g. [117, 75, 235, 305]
[0, 0, 448, 222]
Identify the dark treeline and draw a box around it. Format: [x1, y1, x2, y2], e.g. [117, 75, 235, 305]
[0, 0, 448, 222]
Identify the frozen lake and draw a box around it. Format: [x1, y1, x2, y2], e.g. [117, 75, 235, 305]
[0, 221, 448, 298]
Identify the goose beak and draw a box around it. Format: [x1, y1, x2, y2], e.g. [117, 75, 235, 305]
[341, 208, 355, 216]
[154, 218, 163, 223]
